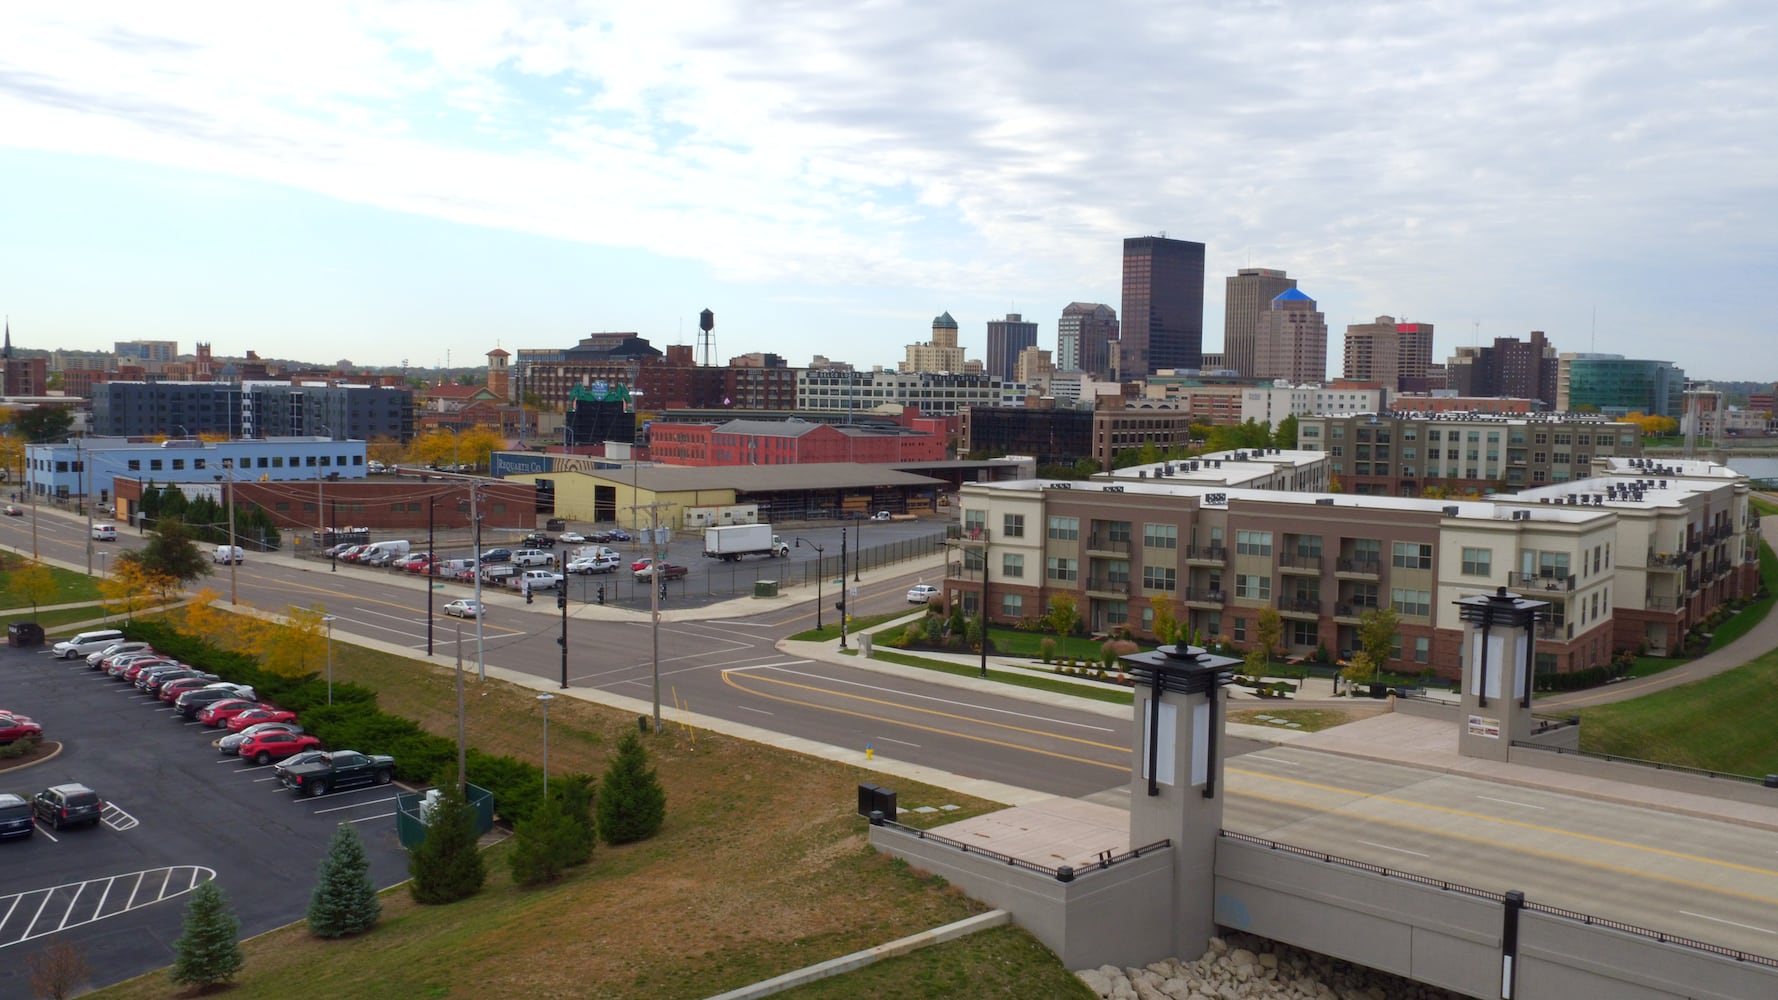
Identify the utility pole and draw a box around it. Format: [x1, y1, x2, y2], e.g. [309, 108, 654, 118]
[426, 497, 436, 656]
[81, 436, 93, 575]
[224, 458, 238, 604]
[471, 484, 486, 681]
[557, 588, 569, 689]
[628, 498, 675, 732]
[838, 527, 849, 650]
[455, 621, 467, 795]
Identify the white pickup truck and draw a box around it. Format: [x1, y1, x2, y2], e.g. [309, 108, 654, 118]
[513, 569, 564, 595]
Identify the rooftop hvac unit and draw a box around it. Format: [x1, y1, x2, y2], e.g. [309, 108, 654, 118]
[1443, 505, 1460, 516]
[1514, 510, 1531, 521]
[1539, 497, 1551, 503]
[1315, 498, 1335, 506]
[1138, 470, 1147, 478]
[1593, 495, 1603, 505]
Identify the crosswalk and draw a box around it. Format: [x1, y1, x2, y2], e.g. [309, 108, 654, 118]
[0, 866, 216, 949]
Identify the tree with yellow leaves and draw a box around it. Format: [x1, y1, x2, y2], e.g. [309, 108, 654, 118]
[247, 605, 329, 679]
[182, 588, 232, 642]
[0, 430, 25, 481]
[100, 559, 174, 620]
[7, 561, 56, 613]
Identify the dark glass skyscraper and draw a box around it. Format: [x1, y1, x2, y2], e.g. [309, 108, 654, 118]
[985, 313, 1038, 383]
[1118, 236, 1206, 378]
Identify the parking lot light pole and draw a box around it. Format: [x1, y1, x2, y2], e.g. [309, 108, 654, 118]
[794, 538, 824, 629]
[838, 528, 849, 650]
[854, 514, 862, 582]
[322, 614, 338, 705]
[537, 692, 555, 799]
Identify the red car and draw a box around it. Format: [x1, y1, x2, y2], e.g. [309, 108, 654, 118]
[197, 699, 269, 728]
[238, 730, 322, 766]
[226, 706, 298, 731]
[160, 677, 215, 703]
[0, 713, 43, 744]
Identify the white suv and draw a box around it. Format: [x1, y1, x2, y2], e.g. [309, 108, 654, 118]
[511, 549, 556, 568]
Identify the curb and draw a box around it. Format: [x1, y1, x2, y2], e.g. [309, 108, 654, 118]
[0, 739, 64, 775]
[702, 909, 1012, 1000]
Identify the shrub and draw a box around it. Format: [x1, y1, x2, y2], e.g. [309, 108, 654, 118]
[308, 823, 381, 937]
[509, 779, 594, 887]
[1038, 637, 1057, 663]
[408, 776, 486, 904]
[598, 732, 666, 845]
[1312, 641, 1332, 664]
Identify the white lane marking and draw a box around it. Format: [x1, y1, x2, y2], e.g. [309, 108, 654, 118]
[1244, 755, 1299, 767]
[729, 663, 1118, 732]
[1359, 839, 1429, 859]
[873, 736, 921, 748]
[346, 812, 396, 824]
[102, 803, 139, 831]
[31, 824, 58, 844]
[739, 706, 774, 715]
[1476, 795, 1545, 810]
[314, 796, 398, 815]
[55, 882, 88, 930]
[701, 620, 778, 628]
[1679, 910, 1777, 935]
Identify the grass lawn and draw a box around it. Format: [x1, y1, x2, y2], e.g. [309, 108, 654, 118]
[0, 550, 104, 604]
[90, 609, 1063, 1000]
[1627, 655, 1687, 679]
[0, 604, 129, 634]
[1754, 497, 1778, 518]
[1579, 645, 1778, 775]
[1226, 708, 1378, 732]
[773, 925, 1096, 1000]
[1702, 541, 1777, 653]
[790, 608, 921, 643]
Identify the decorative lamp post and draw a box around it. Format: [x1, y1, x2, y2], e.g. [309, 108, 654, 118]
[1455, 586, 1549, 763]
[794, 537, 824, 629]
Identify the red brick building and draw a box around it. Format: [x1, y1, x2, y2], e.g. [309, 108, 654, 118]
[647, 418, 944, 467]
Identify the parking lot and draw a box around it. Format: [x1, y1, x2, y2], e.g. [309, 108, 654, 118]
[0, 644, 413, 989]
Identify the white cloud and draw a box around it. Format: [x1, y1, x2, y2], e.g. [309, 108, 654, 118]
[1, 1, 1774, 372]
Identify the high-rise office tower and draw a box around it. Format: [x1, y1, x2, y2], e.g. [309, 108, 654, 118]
[1057, 302, 1118, 378]
[1252, 288, 1328, 383]
[1117, 236, 1206, 379]
[985, 313, 1038, 383]
[1223, 268, 1296, 376]
[1446, 331, 1559, 407]
[1343, 316, 1435, 390]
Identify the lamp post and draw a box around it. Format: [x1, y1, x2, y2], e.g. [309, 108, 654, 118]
[794, 537, 824, 629]
[219, 458, 238, 604]
[838, 526, 849, 650]
[537, 692, 555, 799]
[853, 513, 862, 582]
[99, 551, 108, 579]
[322, 614, 338, 705]
[426, 497, 436, 656]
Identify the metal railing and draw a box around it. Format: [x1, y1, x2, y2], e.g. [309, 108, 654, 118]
[1219, 830, 1778, 970]
[1277, 553, 1323, 572]
[1086, 534, 1131, 554]
[1645, 551, 1687, 569]
[1085, 576, 1130, 595]
[1335, 557, 1381, 575]
[1185, 544, 1227, 562]
[1512, 571, 1575, 592]
[1278, 596, 1321, 615]
[1181, 588, 1226, 605]
[1508, 742, 1776, 786]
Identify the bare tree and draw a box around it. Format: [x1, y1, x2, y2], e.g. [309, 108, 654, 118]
[28, 940, 92, 1000]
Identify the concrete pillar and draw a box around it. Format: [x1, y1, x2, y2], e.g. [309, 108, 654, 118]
[1119, 642, 1241, 963]
[1455, 586, 1549, 761]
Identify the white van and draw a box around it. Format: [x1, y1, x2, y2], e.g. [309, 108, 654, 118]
[213, 545, 244, 564]
[91, 523, 117, 541]
[359, 539, 411, 566]
[52, 629, 128, 660]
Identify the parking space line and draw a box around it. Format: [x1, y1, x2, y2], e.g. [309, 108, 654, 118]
[0, 867, 218, 949]
[91, 876, 118, 917]
[30, 823, 57, 843]
[102, 803, 139, 832]
[313, 795, 398, 815]
[346, 811, 396, 824]
[56, 883, 87, 930]
[123, 872, 143, 911]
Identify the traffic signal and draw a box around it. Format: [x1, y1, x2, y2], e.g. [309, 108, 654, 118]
[659, 580, 667, 600]
[596, 584, 605, 605]
[557, 592, 567, 610]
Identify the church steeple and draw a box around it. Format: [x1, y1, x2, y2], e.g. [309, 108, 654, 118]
[3, 317, 11, 360]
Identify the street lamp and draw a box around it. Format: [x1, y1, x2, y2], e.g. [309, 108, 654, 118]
[853, 513, 862, 582]
[794, 537, 824, 630]
[214, 458, 238, 604]
[98, 551, 108, 579]
[537, 693, 555, 799]
[838, 527, 849, 650]
[322, 614, 338, 705]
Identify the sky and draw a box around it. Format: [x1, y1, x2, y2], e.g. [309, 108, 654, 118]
[1, 2, 1774, 382]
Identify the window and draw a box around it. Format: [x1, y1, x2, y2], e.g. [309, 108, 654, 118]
[1001, 553, 1024, 578]
[1392, 541, 1432, 569]
[1142, 565, 1176, 591]
[1002, 513, 1024, 538]
[1414, 636, 1430, 663]
[1143, 523, 1178, 549]
[1391, 588, 1431, 617]
[1539, 552, 1570, 578]
[1461, 547, 1491, 576]
[964, 509, 986, 536]
[1235, 574, 1272, 601]
[1104, 600, 1128, 626]
[1047, 516, 1079, 541]
[1000, 593, 1023, 617]
[150, 459, 163, 471]
[127, 460, 141, 471]
[1045, 557, 1078, 582]
[1233, 617, 1247, 641]
[1291, 621, 1318, 646]
[1236, 530, 1273, 556]
[1353, 538, 1381, 563]
[1108, 521, 1132, 544]
[172, 459, 185, 470]
[1349, 583, 1378, 608]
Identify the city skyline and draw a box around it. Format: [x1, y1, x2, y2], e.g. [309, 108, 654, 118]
[1, 4, 1773, 381]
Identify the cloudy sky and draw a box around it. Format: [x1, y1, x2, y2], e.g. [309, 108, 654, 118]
[2, 2, 1773, 381]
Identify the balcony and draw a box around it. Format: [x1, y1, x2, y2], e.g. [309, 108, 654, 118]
[1184, 544, 1227, 565]
[1277, 553, 1323, 575]
[1512, 572, 1574, 593]
[1085, 576, 1130, 597]
[1536, 621, 1572, 642]
[1086, 534, 1132, 556]
[1684, 537, 1701, 555]
[1333, 602, 1375, 622]
[1181, 588, 1226, 608]
[1644, 595, 1681, 612]
[1278, 596, 1322, 617]
[1334, 557, 1381, 579]
[1645, 551, 1687, 570]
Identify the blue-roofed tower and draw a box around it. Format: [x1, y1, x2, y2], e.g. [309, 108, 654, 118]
[1223, 268, 1296, 376]
[1254, 285, 1328, 383]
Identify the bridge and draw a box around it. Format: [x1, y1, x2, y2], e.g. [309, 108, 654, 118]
[871, 593, 1778, 1000]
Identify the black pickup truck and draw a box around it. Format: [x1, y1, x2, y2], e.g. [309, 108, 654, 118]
[280, 749, 395, 798]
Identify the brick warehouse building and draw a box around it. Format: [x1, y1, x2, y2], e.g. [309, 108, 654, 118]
[109, 477, 536, 536]
[943, 457, 1756, 679]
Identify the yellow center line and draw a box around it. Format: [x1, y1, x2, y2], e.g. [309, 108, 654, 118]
[720, 670, 1126, 771]
[234, 577, 527, 635]
[721, 669, 1128, 752]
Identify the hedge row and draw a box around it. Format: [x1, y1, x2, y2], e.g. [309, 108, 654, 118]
[1532, 658, 1633, 692]
[123, 620, 564, 824]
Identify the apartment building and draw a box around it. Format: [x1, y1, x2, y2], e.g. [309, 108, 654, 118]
[1296, 412, 1641, 497]
[944, 458, 1754, 679]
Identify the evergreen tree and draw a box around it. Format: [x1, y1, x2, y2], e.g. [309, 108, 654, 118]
[168, 881, 244, 989]
[308, 823, 382, 937]
[598, 732, 666, 845]
[510, 794, 575, 886]
[408, 776, 486, 904]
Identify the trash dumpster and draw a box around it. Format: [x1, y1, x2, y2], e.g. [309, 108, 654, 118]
[7, 622, 44, 648]
[753, 580, 779, 598]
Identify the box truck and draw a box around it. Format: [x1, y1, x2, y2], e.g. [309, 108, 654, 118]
[702, 524, 789, 561]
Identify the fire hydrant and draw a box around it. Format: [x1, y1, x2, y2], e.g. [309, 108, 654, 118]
[865, 743, 874, 761]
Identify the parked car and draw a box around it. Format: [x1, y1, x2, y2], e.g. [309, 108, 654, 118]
[634, 561, 687, 581]
[605, 528, 632, 542]
[238, 730, 323, 766]
[2, 504, 20, 516]
[31, 783, 103, 830]
[91, 523, 118, 540]
[160, 676, 219, 702]
[272, 749, 332, 781]
[280, 749, 395, 797]
[215, 721, 303, 755]
[52, 629, 127, 659]
[0, 713, 42, 744]
[630, 556, 655, 573]
[174, 684, 258, 719]
[197, 699, 269, 728]
[907, 584, 941, 604]
[86, 640, 152, 667]
[566, 555, 619, 575]
[145, 669, 219, 695]
[226, 707, 298, 731]
[110, 654, 172, 679]
[122, 658, 179, 683]
[396, 553, 433, 573]
[443, 599, 483, 619]
[0, 792, 33, 839]
[134, 663, 197, 689]
[558, 531, 587, 545]
[212, 544, 244, 564]
[435, 558, 477, 580]
[515, 569, 564, 594]
[479, 548, 513, 564]
[871, 511, 893, 520]
[521, 532, 556, 549]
